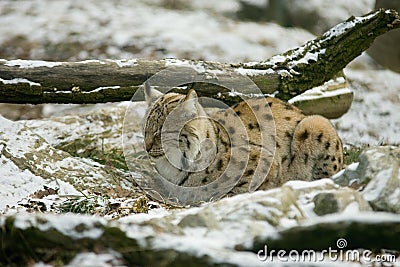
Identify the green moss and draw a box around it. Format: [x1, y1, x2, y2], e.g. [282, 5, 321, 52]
[343, 145, 369, 165]
[58, 195, 109, 215]
[59, 139, 128, 171]
[57, 195, 150, 217]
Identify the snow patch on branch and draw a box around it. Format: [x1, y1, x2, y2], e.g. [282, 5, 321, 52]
[84, 86, 121, 93]
[289, 49, 327, 67]
[107, 59, 138, 67]
[227, 90, 277, 98]
[235, 67, 275, 76]
[322, 10, 380, 41]
[0, 78, 41, 86]
[165, 59, 206, 73]
[4, 59, 62, 69]
[77, 59, 106, 65]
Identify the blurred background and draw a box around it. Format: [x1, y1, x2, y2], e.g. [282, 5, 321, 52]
[0, 0, 399, 145]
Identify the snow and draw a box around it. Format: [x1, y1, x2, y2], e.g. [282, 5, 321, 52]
[65, 251, 125, 267]
[389, 188, 400, 206]
[0, 1, 314, 63]
[107, 59, 138, 67]
[4, 59, 62, 69]
[322, 10, 380, 41]
[227, 91, 268, 98]
[289, 49, 327, 67]
[165, 58, 206, 73]
[13, 213, 106, 239]
[0, 77, 41, 86]
[333, 62, 400, 145]
[289, 85, 352, 104]
[362, 168, 392, 201]
[76, 59, 105, 65]
[284, 179, 337, 191]
[235, 67, 275, 76]
[82, 86, 121, 93]
[118, 207, 170, 224]
[0, 155, 44, 210]
[347, 162, 360, 171]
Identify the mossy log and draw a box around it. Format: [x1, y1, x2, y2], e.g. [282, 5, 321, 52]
[0, 214, 222, 266]
[2, 213, 400, 266]
[0, 9, 399, 104]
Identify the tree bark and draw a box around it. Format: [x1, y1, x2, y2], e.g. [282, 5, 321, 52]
[0, 9, 399, 104]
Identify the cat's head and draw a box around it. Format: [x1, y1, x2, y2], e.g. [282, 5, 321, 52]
[143, 85, 216, 183]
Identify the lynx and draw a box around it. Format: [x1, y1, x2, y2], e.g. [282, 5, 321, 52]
[143, 86, 343, 196]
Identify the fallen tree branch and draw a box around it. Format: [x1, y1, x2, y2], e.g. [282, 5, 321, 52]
[0, 9, 399, 104]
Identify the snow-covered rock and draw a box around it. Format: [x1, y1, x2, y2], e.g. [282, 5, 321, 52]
[332, 146, 400, 214]
[1, 108, 399, 265]
[360, 146, 400, 213]
[2, 179, 391, 266]
[0, 114, 137, 213]
[312, 188, 371, 216]
[21, 102, 139, 169]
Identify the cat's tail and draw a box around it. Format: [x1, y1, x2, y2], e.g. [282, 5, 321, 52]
[290, 115, 343, 180]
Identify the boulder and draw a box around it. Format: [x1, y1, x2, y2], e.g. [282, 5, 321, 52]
[1, 179, 385, 266]
[313, 188, 371, 216]
[0, 114, 139, 213]
[332, 146, 400, 213]
[21, 102, 142, 170]
[359, 146, 400, 213]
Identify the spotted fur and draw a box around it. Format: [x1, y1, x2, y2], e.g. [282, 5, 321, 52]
[143, 87, 343, 196]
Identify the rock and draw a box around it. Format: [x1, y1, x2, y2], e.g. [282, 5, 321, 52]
[1, 180, 399, 266]
[332, 146, 400, 213]
[359, 146, 400, 213]
[0, 114, 139, 213]
[331, 162, 362, 188]
[313, 188, 371, 216]
[178, 209, 220, 229]
[0, 103, 43, 120]
[21, 102, 145, 170]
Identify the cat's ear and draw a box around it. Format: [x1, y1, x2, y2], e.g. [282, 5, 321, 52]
[182, 89, 198, 114]
[144, 81, 163, 105]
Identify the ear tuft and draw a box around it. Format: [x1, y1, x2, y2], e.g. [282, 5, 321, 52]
[144, 81, 163, 105]
[185, 89, 198, 101]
